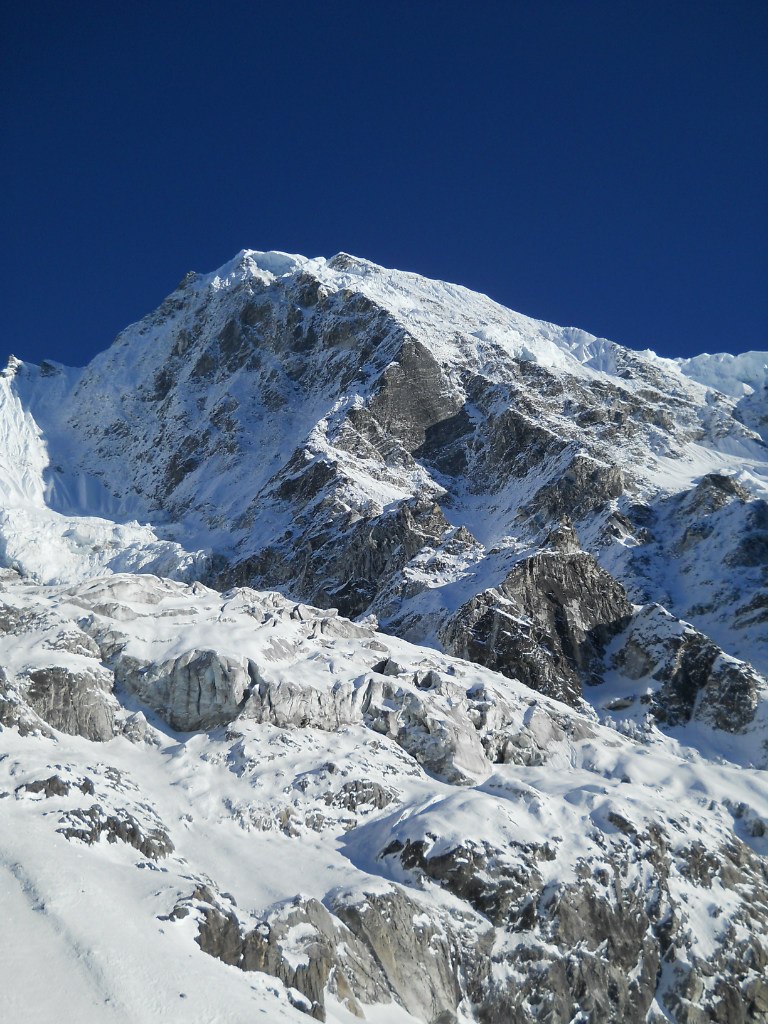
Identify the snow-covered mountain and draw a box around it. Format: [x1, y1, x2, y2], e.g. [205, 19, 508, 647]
[1, 251, 767, 1023]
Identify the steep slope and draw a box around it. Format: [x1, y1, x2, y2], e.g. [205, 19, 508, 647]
[1, 250, 767, 1023]
[7, 250, 767, 692]
[0, 359, 207, 584]
[675, 350, 768, 442]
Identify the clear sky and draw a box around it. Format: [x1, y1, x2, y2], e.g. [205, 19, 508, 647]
[2, 1, 766, 367]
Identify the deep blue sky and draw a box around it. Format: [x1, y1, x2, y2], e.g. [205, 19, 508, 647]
[2, 2, 766, 366]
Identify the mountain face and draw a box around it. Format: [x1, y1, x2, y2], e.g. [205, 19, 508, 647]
[1, 250, 767, 1024]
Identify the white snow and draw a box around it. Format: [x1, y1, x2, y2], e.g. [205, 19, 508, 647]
[0, 249, 766, 1022]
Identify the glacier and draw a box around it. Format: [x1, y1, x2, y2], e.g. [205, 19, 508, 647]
[0, 250, 767, 1023]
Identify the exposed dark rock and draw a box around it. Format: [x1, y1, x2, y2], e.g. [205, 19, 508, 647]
[15, 774, 94, 799]
[381, 837, 546, 928]
[188, 889, 393, 1021]
[22, 664, 116, 741]
[3, 250, 768, 1024]
[443, 541, 632, 707]
[0, 602, 46, 635]
[477, 404, 567, 489]
[371, 657, 403, 677]
[687, 473, 751, 514]
[0, 667, 50, 736]
[57, 803, 173, 860]
[16, 774, 71, 798]
[223, 492, 451, 621]
[524, 452, 624, 523]
[612, 605, 763, 732]
[414, 405, 474, 476]
[367, 337, 464, 452]
[378, 814, 768, 1024]
[329, 887, 470, 1023]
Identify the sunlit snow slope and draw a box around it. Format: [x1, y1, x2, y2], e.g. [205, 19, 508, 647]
[1, 251, 767, 1024]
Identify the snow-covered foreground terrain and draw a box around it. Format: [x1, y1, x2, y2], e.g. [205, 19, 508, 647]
[2, 573, 767, 1023]
[1, 251, 767, 1022]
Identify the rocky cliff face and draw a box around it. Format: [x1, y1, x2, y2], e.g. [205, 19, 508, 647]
[0, 251, 767, 1023]
[9, 250, 766, 667]
[441, 520, 634, 707]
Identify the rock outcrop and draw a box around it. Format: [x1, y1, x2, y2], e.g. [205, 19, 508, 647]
[8, 248, 763, 680]
[442, 523, 633, 707]
[21, 664, 117, 741]
[1, 251, 767, 1024]
[184, 885, 475, 1023]
[612, 604, 764, 732]
[57, 802, 174, 860]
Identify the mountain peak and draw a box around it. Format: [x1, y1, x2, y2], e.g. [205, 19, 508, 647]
[202, 248, 317, 291]
[2, 248, 768, 1023]
[2, 353, 23, 378]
